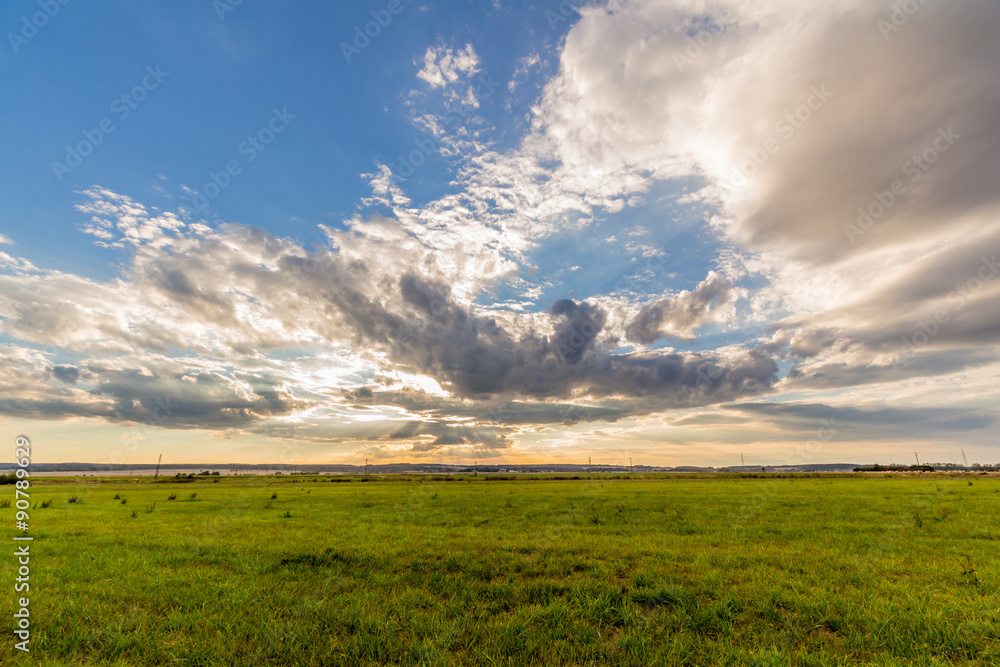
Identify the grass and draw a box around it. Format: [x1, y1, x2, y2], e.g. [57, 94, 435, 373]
[2, 473, 998, 665]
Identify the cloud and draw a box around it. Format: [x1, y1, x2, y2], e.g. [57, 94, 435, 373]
[496, 0, 1000, 402]
[0, 344, 306, 429]
[626, 271, 738, 344]
[549, 298, 604, 364]
[417, 44, 480, 88]
[90, 367, 301, 429]
[51, 365, 81, 385]
[728, 402, 995, 437]
[76, 186, 187, 248]
[518, 0, 1000, 262]
[361, 164, 411, 208]
[0, 187, 779, 450]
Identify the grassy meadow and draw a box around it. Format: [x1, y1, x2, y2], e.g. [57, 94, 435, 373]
[2, 473, 998, 666]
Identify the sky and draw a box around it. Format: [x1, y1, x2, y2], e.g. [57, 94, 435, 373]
[1, 0, 999, 468]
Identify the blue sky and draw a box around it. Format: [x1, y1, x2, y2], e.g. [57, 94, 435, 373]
[2, 0, 999, 467]
[1, 0, 574, 277]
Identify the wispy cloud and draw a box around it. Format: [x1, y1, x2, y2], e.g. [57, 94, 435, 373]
[417, 44, 480, 88]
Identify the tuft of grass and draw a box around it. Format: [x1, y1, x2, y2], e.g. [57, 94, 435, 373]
[282, 510, 292, 518]
[167, 492, 177, 500]
[145, 501, 156, 514]
[113, 492, 121, 500]
[67, 495, 80, 504]
[632, 588, 684, 609]
[0, 499, 10, 508]
[41, 498, 53, 508]
[130, 509, 138, 518]
[958, 554, 979, 585]
[271, 492, 278, 499]
[278, 548, 352, 569]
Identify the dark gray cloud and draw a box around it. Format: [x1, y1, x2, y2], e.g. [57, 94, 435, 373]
[0, 350, 302, 430]
[0, 397, 112, 422]
[768, 228, 1000, 387]
[51, 365, 81, 385]
[549, 298, 605, 363]
[626, 272, 736, 344]
[336, 272, 778, 404]
[89, 368, 299, 429]
[781, 349, 998, 391]
[728, 402, 995, 437]
[0, 232, 780, 437]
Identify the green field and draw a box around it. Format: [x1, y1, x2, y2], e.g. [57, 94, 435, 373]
[2, 474, 998, 666]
